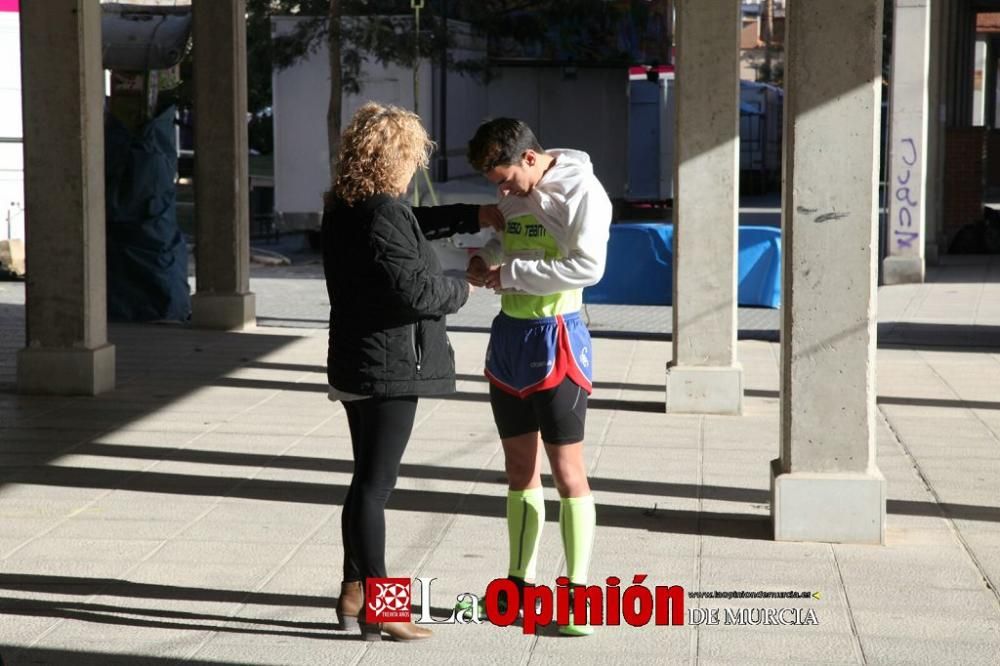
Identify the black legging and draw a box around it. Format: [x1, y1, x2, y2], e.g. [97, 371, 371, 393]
[341, 396, 418, 583]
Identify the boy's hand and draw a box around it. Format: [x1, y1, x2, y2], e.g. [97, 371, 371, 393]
[477, 205, 505, 232]
[482, 266, 503, 291]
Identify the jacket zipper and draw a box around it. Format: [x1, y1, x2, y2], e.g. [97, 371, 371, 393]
[411, 324, 422, 373]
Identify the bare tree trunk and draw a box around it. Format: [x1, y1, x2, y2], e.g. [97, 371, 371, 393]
[327, 0, 342, 176]
[762, 0, 773, 81]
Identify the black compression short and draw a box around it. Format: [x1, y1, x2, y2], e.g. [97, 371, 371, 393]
[488, 377, 588, 445]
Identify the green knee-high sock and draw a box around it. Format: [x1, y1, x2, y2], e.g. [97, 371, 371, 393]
[507, 488, 545, 581]
[559, 495, 596, 585]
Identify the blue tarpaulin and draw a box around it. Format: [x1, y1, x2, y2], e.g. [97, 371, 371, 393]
[583, 223, 782, 308]
[105, 106, 191, 322]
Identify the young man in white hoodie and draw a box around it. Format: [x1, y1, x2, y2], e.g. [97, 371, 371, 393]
[464, 118, 613, 636]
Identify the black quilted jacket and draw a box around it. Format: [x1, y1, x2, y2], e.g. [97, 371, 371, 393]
[321, 194, 480, 397]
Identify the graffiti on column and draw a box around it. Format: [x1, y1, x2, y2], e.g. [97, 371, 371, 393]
[892, 138, 920, 250]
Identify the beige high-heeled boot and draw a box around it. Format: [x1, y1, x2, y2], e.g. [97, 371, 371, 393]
[357, 589, 433, 641]
[335, 581, 363, 631]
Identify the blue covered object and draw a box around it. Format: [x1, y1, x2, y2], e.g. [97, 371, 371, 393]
[583, 223, 782, 308]
[105, 106, 191, 322]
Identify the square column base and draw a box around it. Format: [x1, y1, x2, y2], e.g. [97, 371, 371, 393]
[192, 292, 256, 330]
[882, 256, 925, 285]
[17, 344, 116, 395]
[665, 364, 743, 415]
[770, 459, 886, 544]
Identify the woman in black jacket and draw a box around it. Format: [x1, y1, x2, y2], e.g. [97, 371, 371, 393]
[323, 102, 500, 641]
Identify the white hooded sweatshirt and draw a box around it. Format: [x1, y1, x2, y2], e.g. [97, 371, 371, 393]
[474, 149, 613, 296]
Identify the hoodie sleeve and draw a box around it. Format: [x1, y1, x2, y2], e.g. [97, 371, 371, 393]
[499, 175, 613, 294]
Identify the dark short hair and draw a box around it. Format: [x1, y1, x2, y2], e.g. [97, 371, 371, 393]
[467, 118, 543, 172]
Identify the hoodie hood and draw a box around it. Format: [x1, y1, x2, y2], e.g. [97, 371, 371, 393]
[515, 149, 594, 219]
[480, 147, 614, 297]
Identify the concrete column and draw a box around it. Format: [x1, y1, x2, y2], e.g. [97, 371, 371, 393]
[958, 4, 975, 126]
[665, 0, 743, 415]
[924, 0, 946, 265]
[884, 0, 931, 284]
[16, 0, 115, 396]
[771, 0, 886, 544]
[192, 0, 256, 329]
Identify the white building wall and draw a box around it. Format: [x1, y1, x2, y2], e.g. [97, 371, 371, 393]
[433, 21, 489, 181]
[973, 37, 987, 126]
[271, 17, 630, 218]
[271, 16, 434, 224]
[487, 67, 628, 197]
[0, 5, 24, 242]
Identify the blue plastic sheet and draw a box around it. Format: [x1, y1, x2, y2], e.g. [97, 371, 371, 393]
[105, 106, 191, 322]
[583, 223, 781, 308]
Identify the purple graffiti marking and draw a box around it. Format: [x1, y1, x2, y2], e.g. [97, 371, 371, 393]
[893, 137, 920, 250]
[894, 230, 919, 248]
[895, 186, 917, 207]
[901, 138, 918, 166]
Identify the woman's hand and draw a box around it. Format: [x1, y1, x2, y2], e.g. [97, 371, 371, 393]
[466, 256, 489, 287]
[467, 256, 502, 291]
[477, 205, 505, 232]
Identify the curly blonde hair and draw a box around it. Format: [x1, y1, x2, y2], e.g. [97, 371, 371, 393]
[332, 102, 434, 205]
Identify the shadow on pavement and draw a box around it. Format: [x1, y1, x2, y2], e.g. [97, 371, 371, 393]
[745, 387, 1000, 411]
[0, 597, 344, 641]
[446, 324, 782, 343]
[210, 376, 670, 414]
[5, 443, 1000, 526]
[0, 646, 317, 665]
[876, 321, 1000, 350]
[0, 572, 586, 647]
